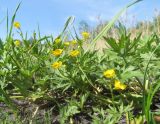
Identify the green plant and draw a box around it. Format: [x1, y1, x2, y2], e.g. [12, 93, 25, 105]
[92, 103, 133, 124]
[2, 0, 160, 123]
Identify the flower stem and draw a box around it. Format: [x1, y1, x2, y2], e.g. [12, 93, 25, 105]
[109, 84, 115, 107]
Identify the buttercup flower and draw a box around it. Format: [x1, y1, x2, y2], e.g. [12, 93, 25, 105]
[103, 69, 115, 78]
[55, 38, 61, 44]
[13, 22, 21, 29]
[64, 42, 70, 46]
[81, 32, 90, 40]
[52, 49, 63, 56]
[114, 80, 127, 90]
[14, 40, 21, 47]
[70, 50, 80, 57]
[71, 40, 77, 45]
[51, 61, 62, 69]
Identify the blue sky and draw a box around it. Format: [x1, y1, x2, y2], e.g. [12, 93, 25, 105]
[0, 0, 160, 39]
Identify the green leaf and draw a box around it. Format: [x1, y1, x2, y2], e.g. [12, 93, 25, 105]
[61, 16, 74, 35]
[8, 2, 21, 39]
[0, 38, 4, 50]
[103, 37, 119, 52]
[121, 70, 143, 81]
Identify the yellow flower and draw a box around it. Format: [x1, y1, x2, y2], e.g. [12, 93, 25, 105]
[81, 32, 90, 40]
[70, 50, 80, 57]
[52, 49, 63, 56]
[64, 42, 70, 46]
[13, 22, 21, 29]
[103, 69, 115, 78]
[114, 80, 127, 90]
[55, 38, 61, 44]
[14, 40, 20, 47]
[51, 61, 62, 69]
[71, 40, 77, 45]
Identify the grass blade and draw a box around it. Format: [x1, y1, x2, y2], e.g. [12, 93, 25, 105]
[61, 16, 75, 35]
[103, 36, 119, 52]
[8, 2, 22, 39]
[87, 0, 142, 51]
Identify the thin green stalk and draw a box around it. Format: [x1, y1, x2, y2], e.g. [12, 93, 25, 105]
[9, 53, 22, 69]
[86, 0, 142, 51]
[78, 65, 99, 93]
[135, 77, 144, 90]
[122, 56, 128, 67]
[143, 43, 160, 122]
[109, 84, 115, 107]
[90, 93, 119, 105]
[143, 43, 160, 105]
[126, 112, 130, 124]
[27, 36, 51, 53]
[8, 2, 21, 40]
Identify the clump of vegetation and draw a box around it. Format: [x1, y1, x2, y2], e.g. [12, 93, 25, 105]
[1, 1, 160, 124]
